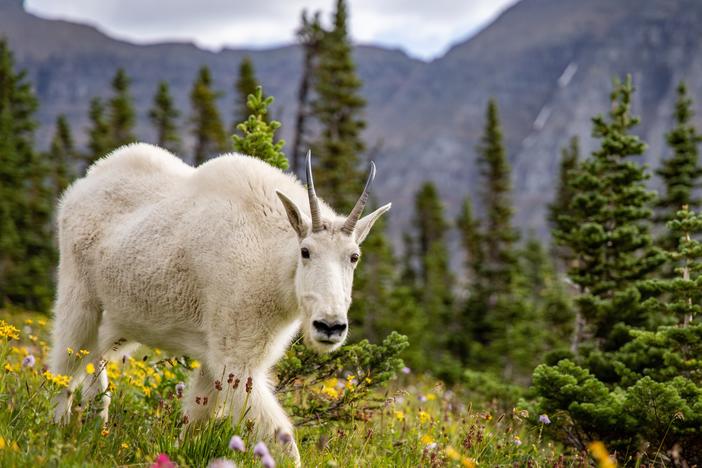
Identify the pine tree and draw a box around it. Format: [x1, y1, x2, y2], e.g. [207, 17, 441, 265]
[48, 114, 76, 197]
[656, 82, 702, 252]
[412, 182, 456, 375]
[311, 0, 365, 213]
[234, 56, 263, 127]
[149, 81, 181, 154]
[86, 97, 111, 164]
[548, 136, 580, 268]
[477, 99, 519, 297]
[0, 39, 54, 312]
[553, 76, 665, 356]
[232, 86, 286, 169]
[108, 68, 136, 148]
[291, 10, 324, 175]
[190, 66, 227, 166]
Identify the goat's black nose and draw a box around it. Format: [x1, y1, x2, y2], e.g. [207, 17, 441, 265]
[313, 320, 347, 336]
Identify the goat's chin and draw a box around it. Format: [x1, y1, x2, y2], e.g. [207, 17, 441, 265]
[303, 333, 344, 354]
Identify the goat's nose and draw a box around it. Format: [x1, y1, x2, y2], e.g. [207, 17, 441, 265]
[312, 320, 347, 336]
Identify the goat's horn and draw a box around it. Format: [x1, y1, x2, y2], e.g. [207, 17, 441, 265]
[306, 150, 323, 233]
[341, 161, 376, 235]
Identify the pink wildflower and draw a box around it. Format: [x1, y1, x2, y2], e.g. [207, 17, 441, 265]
[229, 435, 245, 452]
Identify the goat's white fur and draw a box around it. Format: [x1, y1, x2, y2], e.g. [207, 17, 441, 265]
[49, 143, 390, 465]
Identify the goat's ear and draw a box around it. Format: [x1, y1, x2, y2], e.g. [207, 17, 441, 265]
[276, 190, 310, 238]
[354, 203, 391, 244]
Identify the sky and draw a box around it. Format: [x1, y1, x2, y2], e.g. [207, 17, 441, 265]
[24, 0, 519, 61]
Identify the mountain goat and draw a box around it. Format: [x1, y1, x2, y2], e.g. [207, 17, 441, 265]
[49, 143, 390, 464]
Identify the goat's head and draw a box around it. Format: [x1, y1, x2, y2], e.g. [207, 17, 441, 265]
[276, 151, 390, 353]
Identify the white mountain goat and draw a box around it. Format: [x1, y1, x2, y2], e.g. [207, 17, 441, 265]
[49, 143, 390, 464]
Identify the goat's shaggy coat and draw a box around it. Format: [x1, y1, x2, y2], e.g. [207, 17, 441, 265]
[49, 143, 390, 465]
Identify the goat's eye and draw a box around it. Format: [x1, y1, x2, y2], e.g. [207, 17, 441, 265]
[301, 247, 310, 259]
[350, 253, 360, 263]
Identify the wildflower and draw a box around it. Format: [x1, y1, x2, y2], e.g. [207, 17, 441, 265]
[4, 362, 17, 373]
[208, 459, 237, 468]
[38, 318, 47, 327]
[261, 453, 276, 468]
[175, 382, 185, 398]
[513, 435, 522, 446]
[253, 441, 269, 458]
[101, 428, 110, 437]
[86, 363, 96, 375]
[0, 320, 20, 340]
[321, 385, 339, 399]
[539, 414, 551, 425]
[461, 457, 477, 468]
[229, 435, 245, 452]
[589, 441, 616, 468]
[66, 347, 74, 355]
[445, 446, 461, 460]
[22, 354, 36, 368]
[420, 434, 434, 445]
[79, 349, 90, 357]
[401, 366, 411, 374]
[121, 443, 129, 449]
[394, 410, 405, 422]
[151, 453, 176, 468]
[190, 360, 201, 369]
[418, 395, 428, 403]
[426, 442, 437, 450]
[418, 411, 431, 423]
[426, 393, 437, 401]
[277, 432, 292, 445]
[0, 436, 5, 449]
[24, 318, 33, 325]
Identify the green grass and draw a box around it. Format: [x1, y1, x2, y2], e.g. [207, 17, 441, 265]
[0, 311, 582, 467]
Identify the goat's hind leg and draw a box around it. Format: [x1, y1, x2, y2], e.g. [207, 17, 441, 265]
[49, 279, 101, 424]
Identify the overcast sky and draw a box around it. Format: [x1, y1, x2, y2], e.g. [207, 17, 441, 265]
[24, 0, 519, 60]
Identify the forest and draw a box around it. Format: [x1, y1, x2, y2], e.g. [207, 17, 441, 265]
[1, 0, 701, 466]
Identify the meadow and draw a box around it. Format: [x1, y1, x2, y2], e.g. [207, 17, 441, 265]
[0, 310, 609, 467]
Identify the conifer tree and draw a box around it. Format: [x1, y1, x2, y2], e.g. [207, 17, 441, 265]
[86, 97, 111, 164]
[552, 76, 665, 355]
[108, 68, 136, 148]
[477, 99, 519, 297]
[311, 0, 365, 213]
[656, 82, 702, 252]
[548, 136, 580, 268]
[149, 81, 181, 154]
[234, 56, 263, 127]
[48, 114, 76, 197]
[291, 10, 324, 175]
[0, 39, 54, 312]
[232, 86, 286, 168]
[190, 66, 227, 165]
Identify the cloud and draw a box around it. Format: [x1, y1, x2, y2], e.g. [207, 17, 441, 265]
[24, 0, 519, 60]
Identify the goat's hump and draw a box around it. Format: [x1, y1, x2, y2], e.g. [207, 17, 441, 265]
[87, 143, 193, 179]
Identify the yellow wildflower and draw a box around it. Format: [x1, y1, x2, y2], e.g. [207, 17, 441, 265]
[324, 377, 339, 388]
[66, 347, 74, 355]
[589, 441, 616, 468]
[321, 385, 339, 399]
[4, 362, 16, 373]
[86, 363, 96, 375]
[38, 318, 48, 327]
[461, 457, 477, 468]
[101, 428, 110, 437]
[394, 410, 405, 422]
[365, 377, 372, 384]
[79, 349, 90, 357]
[420, 434, 434, 445]
[418, 411, 431, 423]
[24, 318, 33, 325]
[0, 320, 20, 340]
[29, 334, 38, 342]
[445, 446, 460, 460]
[190, 360, 201, 369]
[121, 442, 129, 449]
[10, 441, 19, 452]
[43, 370, 71, 387]
[426, 393, 437, 401]
[0, 436, 5, 449]
[163, 369, 175, 380]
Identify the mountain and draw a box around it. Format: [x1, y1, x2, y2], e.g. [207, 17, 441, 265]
[2, 0, 702, 247]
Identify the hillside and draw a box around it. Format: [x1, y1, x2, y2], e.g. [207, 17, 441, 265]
[2, 0, 702, 242]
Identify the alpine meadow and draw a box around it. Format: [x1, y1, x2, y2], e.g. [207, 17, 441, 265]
[2, 0, 702, 467]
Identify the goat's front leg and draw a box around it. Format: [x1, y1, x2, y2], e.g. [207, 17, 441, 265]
[223, 369, 300, 466]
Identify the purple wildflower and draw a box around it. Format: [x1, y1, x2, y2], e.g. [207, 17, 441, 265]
[261, 454, 276, 468]
[277, 432, 292, 445]
[22, 354, 36, 367]
[401, 366, 411, 374]
[175, 382, 185, 398]
[151, 453, 176, 468]
[539, 414, 551, 425]
[253, 441, 269, 458]
[418, 395, 428, 403]
[207, 459, 236, 468]
[229, 435, 245, 452]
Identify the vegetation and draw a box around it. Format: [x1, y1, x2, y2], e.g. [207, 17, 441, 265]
[190, 66, 227, 165]
[149, 81, 182, 154]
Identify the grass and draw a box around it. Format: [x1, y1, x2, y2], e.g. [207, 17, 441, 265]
[0, 311, 587, 467]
